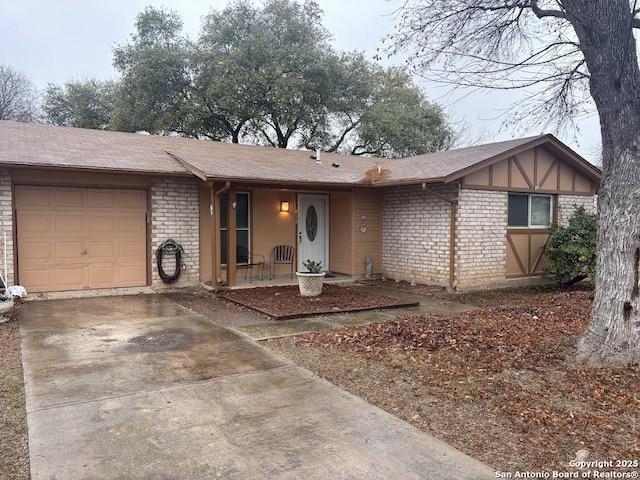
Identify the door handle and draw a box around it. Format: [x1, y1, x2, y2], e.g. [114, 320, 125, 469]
[81, 248, 88, 255]
[298, 232, 302, 244]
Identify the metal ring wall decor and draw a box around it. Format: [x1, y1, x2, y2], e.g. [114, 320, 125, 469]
[306, 205, 318, 241]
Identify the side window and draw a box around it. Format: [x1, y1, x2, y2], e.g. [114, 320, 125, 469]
[508, 193, 552, 228]
[220, 192, 250, 264]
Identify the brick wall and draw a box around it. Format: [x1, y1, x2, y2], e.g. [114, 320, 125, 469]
[455, 189, 508, 288]
[0, 171, 13, 286]
[557, 194, 597, 226]
[382, 183, 457, 285]
[151, 177, 200, 288]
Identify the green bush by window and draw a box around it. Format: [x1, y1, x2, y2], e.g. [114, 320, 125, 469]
[544, 206, 597, 285]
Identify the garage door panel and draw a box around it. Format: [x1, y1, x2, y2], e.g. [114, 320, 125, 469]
[55, 267, 86, 289]
[15, 187, 51, 208]
[55, 242, 85, 260]
[55, 216, 84, 234]
[119, 241, 145, 259]
[118, 215, 145, 233]
[87, 266, 116, 286]
[119, 191, 147, 209]
[54, 188, 85, 208]
[19, 269, 54, 290]
[88, 241, 115, 258]
[16, 185, 148, 292]
[17, 214, 52, 235]
[117, 265, 147, 284]
[88, 215, 116, 233]
[87, 190, 117, 208]
[18, 242, 53, 262]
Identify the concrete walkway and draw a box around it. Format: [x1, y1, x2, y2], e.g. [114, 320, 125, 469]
[234, 283, 475, 340]
[20, 294, 494, 479]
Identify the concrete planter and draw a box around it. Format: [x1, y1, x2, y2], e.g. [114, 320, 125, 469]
[296, 272, 326, 297]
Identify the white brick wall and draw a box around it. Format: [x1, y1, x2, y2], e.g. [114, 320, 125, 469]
[557, 195, 597, 226]
[382, 185, 509, 289]
[382, 183, 457, 285]
[455, 189, 508, 288]
[151, 177, 200, 288]
[0, 171, 13, 286]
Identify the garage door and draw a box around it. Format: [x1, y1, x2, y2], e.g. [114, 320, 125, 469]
[16, 186, 148, 292]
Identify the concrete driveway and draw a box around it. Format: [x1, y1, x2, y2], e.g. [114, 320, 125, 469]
[20, 295, 494, 479]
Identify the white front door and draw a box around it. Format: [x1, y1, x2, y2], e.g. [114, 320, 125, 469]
[298, 194, 329, 272]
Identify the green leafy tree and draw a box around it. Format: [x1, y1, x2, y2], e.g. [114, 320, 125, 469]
[42, 79, 116, 129]
[350, 68, 452, 157]
[544, 206, 597, 285]
[194, 0, 333, 147]
[299, 53, 453, 157]
[111, 6, 192, 134]
[108, 2, 452, 157]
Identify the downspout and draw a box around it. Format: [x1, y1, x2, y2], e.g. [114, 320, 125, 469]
[422, 183, 458, 291]
[211, 181, 230, 286]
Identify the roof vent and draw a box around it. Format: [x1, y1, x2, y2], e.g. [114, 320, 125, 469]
[310, 149, 322, 163]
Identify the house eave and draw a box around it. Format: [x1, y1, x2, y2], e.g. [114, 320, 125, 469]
[0, 162, 193, 178]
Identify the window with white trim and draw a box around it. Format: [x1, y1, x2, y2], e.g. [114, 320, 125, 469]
[220, 192, 250, 264]
[508, 193, 552, 228]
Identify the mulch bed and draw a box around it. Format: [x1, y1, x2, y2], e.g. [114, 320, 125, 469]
[222, 283, 418, 320]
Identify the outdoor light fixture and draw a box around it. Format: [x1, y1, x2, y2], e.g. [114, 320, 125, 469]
[280, 201, 290, 213]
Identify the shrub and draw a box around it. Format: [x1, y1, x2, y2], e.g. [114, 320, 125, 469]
[544, 206, 597, 285]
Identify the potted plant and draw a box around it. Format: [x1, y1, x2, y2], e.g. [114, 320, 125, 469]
[296, 259, 326, 296]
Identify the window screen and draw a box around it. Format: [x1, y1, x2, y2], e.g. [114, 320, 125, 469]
[508, 193, 552, 228]
[508, 194, 529, 227]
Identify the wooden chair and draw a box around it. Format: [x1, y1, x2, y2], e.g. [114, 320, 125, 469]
[236, 245, 265, 283]
[269, 244, 295, 280]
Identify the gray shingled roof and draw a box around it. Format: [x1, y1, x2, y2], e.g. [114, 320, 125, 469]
[0, 121, 191, 175]
[0, 121, 600, 186]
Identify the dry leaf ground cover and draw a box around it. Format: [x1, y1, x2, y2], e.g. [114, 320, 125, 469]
[0, 307, 29, 480]
[264, 283, 640, 473]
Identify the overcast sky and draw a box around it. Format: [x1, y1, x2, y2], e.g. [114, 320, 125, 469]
[0, 0, 601, 162]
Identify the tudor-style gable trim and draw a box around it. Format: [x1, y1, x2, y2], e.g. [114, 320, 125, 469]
[458, 142, 599, 195]
[443, 134, 601, 190]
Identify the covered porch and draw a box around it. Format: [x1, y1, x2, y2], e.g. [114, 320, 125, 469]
[197, 182, 383, 288]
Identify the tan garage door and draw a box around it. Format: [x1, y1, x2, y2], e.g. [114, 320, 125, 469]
[16, 186, 148, 292]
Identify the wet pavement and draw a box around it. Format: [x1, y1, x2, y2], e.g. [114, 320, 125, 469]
[20, 294, 493, 479]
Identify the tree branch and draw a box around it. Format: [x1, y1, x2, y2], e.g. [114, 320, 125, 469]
[529, 0, 567, 20]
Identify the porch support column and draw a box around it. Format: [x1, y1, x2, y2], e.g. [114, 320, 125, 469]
[213, 181, 230, 286]
[209, 183, 219, 287]
[226, 185, 237, 287]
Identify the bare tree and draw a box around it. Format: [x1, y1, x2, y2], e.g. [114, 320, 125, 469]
[389, 0, 640, 365]
[0, 65, 37, 122]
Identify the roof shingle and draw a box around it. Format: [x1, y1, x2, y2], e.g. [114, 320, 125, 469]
[0, 121, 600, 186]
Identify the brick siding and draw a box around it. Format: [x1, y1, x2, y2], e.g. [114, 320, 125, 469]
[455, 189, 508, 288]
[557, 195, 597, 226]
[150, 177, 200, 288]
[0, 171, 13, 287]
[382, 183, 457, 285]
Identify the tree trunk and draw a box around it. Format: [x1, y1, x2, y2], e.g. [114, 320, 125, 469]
[563, 0, 640, 364]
